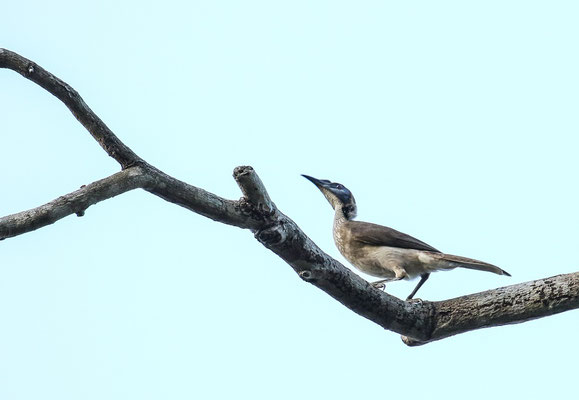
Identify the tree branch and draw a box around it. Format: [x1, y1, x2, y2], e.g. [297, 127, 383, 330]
[0, 167, 149, 240]
[234, 166, 276, 216]
[403, 272, 579, 346]
[1, 48, 578, 346]
[0, 48, 255, 232]
[143, 166, 262, 230]
[0, 48, 142, 168]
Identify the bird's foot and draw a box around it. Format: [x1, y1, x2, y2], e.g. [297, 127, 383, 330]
[406, 298, 423, 305]
[371, 280, 388, 290]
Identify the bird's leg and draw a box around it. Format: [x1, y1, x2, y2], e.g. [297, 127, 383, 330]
[371, 270, 408, 291]
[406, 273, 430, 301]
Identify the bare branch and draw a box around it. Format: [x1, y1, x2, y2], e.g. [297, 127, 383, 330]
[403, 272, 579, 346]
[144, 166, 261, 230]
[233, 166, 276, 215]
[1, 48, 578, 345]
[0, 48, 257, 231]
[0, 167, 149, 240]
[0, 48, 142, 168]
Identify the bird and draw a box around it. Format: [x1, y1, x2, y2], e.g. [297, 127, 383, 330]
[302, 174, 511, 300]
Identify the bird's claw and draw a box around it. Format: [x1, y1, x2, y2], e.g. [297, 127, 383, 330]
[371, 281, 386, 290]
[406, 298, 423, 305]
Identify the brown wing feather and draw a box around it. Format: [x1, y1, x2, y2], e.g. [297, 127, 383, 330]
[345, 221, 441, 253]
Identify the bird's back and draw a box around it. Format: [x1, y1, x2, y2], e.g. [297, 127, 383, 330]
[336, 220, 509, 278]
[343, 220, 440, 252]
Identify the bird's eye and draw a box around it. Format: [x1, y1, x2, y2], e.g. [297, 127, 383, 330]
[333, 184, 344, 190]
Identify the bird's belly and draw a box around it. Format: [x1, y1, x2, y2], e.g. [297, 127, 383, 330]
[343, 246, 436, 279]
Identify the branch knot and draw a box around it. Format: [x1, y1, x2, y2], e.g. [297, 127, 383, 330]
[255, 223, 287, 246]
[299, 270, 314, 281]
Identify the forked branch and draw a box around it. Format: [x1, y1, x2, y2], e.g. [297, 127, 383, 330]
[1, 48, 578, 346]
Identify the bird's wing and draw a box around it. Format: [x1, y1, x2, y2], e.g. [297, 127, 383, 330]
[345, 221, 441, 253]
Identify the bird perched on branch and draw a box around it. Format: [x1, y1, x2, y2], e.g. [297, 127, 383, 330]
[302, 175, 510, 300]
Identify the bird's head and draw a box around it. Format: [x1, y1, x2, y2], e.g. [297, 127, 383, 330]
[302, 174, 357, 220]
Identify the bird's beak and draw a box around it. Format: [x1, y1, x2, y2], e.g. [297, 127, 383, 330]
[301, 174, 329, 189]
[302, 174, 346, 211]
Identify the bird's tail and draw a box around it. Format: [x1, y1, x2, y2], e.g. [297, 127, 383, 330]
[433, 253, 511, 276]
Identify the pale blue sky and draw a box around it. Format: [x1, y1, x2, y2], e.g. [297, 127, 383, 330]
[1, 1, 578, 399]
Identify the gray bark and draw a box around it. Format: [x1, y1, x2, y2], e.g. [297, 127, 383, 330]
[1, 48, 577, 346]
[0, 168, 149, 239]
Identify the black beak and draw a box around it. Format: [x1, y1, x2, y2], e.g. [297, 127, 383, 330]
[301, 174, 330, 189]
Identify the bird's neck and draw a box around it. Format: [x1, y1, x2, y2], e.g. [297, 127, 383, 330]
[333, 207, 349, 229]
[333, 208, 349, 255]
[334, 203, 355, 221]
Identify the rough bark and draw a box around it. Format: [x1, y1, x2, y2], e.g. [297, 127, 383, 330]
[1, 48, 577, 346]
[0, 168, 149, 240]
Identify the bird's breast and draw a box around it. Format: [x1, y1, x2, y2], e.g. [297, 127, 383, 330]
[333, 225, 389, 277]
